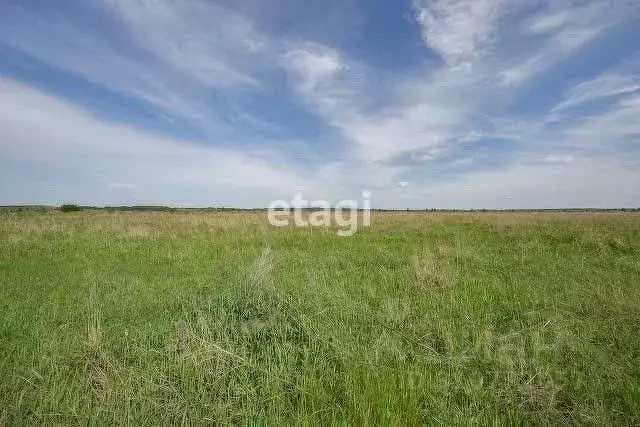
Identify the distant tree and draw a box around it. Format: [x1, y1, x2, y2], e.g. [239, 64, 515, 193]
[60, 204, 82, 212]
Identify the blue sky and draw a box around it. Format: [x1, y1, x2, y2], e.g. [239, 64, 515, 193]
[1, 0, 639, 208]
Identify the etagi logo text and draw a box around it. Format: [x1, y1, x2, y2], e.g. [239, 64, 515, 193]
[267, 191, 371, 237]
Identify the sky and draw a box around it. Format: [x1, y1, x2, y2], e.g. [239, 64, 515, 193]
[0, 0, 639, 209]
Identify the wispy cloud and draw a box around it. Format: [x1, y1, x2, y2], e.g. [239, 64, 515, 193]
[103, 0, 266, 88]
[284, 43, 474, 164]
[413, 0, 505, 67]
[0, 0, 639, 207]
[0, 0, 273, 133]
[280, 0, 640, 204]
[543, 154, 574, 164]
[564, 92, 640, 146]
[0, 77, 311, 206]
[552, 70, 640, 113]
[500, 0, 637, 86]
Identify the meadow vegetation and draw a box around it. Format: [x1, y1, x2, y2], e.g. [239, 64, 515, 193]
[1, 211, 639, 424]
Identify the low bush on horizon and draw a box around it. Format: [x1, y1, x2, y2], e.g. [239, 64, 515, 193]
[1, 211, 639, 424]
[59, 203, 83, 212]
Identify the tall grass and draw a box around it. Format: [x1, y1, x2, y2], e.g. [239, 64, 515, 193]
[1, 211, 639, 424]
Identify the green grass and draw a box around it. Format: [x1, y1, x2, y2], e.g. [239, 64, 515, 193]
[1, 211, 639, 424]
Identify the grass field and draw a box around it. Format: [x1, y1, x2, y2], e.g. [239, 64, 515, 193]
[1, 210, 639, 424]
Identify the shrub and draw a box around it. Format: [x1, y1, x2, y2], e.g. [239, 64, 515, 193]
[59, 204, 82, 212]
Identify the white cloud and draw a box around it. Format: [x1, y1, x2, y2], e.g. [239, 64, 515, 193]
[103, 0, 265, 88]
[284, 0, 640, 170]
[564, 93, 640, 146]
[0, 77, 312, 206]
[499, 1, 634, 86]
[499, 54, 547, 86]
[552, 71, 640, 113]
[413, 0, 505, 66]
[543, 154, 574, 164]
[286, 43, 345, 89]
[284, 43, 476, 164]
[282, 0, 637, 186]
[411, 152, 435, 162]
[108, 182, 136, 190]
[0, 0, 271, 132]
[408, 158, 640, 209]
[527, 8, 574, 35]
